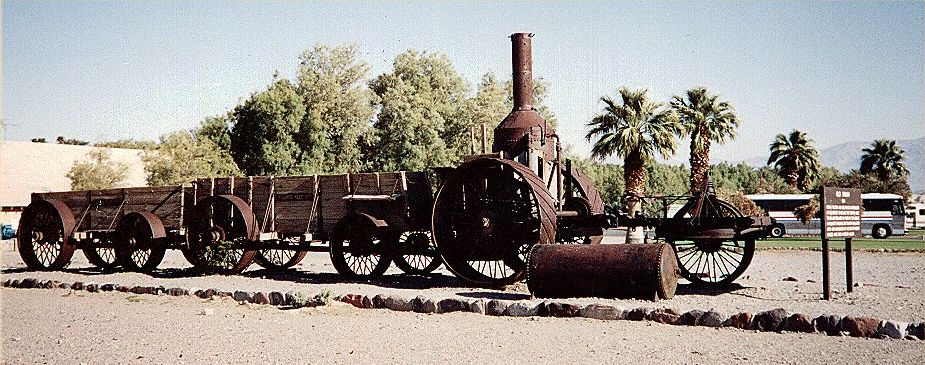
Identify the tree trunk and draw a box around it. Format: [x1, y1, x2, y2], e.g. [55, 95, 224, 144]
[688, 126, 712, 194]
[624, 151, 647, 244]
[786, 169, 799, 190]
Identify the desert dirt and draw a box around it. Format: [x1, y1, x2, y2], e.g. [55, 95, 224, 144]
[1, 238, 924, 364]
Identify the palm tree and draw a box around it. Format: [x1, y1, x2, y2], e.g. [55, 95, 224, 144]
[671, 87, 740, 194]
[861, 139, 908, 180]
[587, 87, 680, 243]
[767, 130, 821, 191]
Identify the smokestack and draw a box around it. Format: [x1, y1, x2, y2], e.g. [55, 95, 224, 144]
[511, 33, 534, 111]
[492, 32, 550, 158]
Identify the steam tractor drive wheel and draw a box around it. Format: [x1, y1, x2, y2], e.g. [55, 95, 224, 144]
[432, 158, 557, 287]
[668, 198, 755, 286]
[394, 231, 442, 275]
[17, 199, 77, 271]
[115, 212, 167, 272]
[184, 195, 258, 275]
[329, 213, 393, 278]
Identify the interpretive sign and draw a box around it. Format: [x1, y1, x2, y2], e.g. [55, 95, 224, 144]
[821, 187, 862, 239]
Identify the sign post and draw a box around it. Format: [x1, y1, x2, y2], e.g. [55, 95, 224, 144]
[820, 187, 862, 300]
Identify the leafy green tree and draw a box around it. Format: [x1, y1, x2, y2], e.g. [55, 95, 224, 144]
[196, 116, 232, 152]
[861, 139, 909, 180]
[94, 139, 158, 150]
[586, 87, 681, 243]
[671, 87, 740, 194]
[368, 50, 469, 171]
[142, 131, 241, 186]
[297, 43, 377, 173]
[463, 72, 509, 153]
[767, 130, 821, 191]
[835, 169, 911, 198]
[229, 77, 307, 176]
[66, 149, 128, 190]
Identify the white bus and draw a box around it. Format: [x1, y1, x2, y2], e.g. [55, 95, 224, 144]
[747, 193, 907, 239]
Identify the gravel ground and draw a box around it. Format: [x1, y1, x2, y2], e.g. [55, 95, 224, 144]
[2, 288, 922, 365]
[2, 238, 923, 322]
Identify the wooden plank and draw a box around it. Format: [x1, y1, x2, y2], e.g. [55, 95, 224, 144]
[351, 173, 380, 195]
[319, 174, 350, 235]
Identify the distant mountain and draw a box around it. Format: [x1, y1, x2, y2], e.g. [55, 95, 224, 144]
[742, 137, 924, 193]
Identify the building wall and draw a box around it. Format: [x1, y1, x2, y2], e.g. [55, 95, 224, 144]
[0, 140, 148, 211]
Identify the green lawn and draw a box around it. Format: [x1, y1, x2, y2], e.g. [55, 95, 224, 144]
[757, 230, 925, 251]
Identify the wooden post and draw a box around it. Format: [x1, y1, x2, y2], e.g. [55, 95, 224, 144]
[845, 237, 853, 293]
[822, 237, 831, 300]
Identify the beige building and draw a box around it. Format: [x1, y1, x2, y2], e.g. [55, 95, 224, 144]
[0, 140, 148, 228]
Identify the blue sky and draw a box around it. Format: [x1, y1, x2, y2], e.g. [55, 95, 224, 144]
[3, 1, 923, 163]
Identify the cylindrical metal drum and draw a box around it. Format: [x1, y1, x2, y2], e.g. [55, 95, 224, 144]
[527, 243, 678, 300]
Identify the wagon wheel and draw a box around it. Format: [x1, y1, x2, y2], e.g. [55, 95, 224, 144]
[17, 199, 77, 270]
[394, 231, 442, 275]
[329, 213, 392, 278]
[115, 212, 167, 272]
[668, 197, 755, 286]
[254, 240, 308, 270]
[432, 158, 557, 287]
[185, 195, 257, 275]
[83, 245, 120, 271]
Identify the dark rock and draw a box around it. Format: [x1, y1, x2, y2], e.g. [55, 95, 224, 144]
[9, 279, 21, 288]
[196, 288, 217, 299]
[217, 291, 233, 298]
[371, 294, 388, 309]
[384, 296, 413, 312]
[814, 315, 843, 336]
[85, 283, 99, 293]
[232, 290, 253, 303]
[698, 311, 725, 327]
[251, 292, 269, 305]
[841, 316, 880, 337]
[57, 282, 71, 289]
[627, 307, 654, 321]
[100, 284, 116, 292]
[268, 292, 285, 306]
[904, 335, 918, 341]
[782, 276, 798, 281]
[753, 308, 789, 332]
[155, 286, 167, 295]
[411, 296, 437, 313]
[167, 287, 189, 296]
[116, 285, 131, 293]
[20, 278, 38, 288]
[877, 321, 905, 339]
[43, 280, 59, 289]
[648, 309, 680, 324]
[783, 313, 815, 333]
[485, 300, 508, 316]
[71, 282, 85, 291]
[469, 300, 485, 315]
[676, 310, 705, 326]
[437, 298, 469, 313]
[545, 302, 581, 317]
[37, 280, 51, 288]
[2, 279, 12, 287]
[906, 322, 925, 340]
[581, 304, 624, 320]
[503, 302, 537, 317]
[723, 312, 753, 329]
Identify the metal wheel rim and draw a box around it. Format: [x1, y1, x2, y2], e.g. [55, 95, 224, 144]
[18, 199, 76, 270]
[186, 195, 256, 274]
[670, 198, 753, 284]
[396, 231, 441, 273]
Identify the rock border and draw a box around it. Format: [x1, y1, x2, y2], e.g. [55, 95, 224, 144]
[3, 277, 923, 341]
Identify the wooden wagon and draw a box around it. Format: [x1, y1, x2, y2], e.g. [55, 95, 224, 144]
[17, 171, 439, 278]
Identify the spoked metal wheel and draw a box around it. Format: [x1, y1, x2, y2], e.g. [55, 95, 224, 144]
[83, 245, 120, 271]
[329, 213, 392, 279]
[556, 196, 604, 245]
[185, 195, 257, 275]
[17, 199, 77, 270]
[394, 231, 442, 275]
[115, 212, 167, 272]
[254, 239, 308, 270]
[668, 198, 755, 286]
[432, 158, 557, 287]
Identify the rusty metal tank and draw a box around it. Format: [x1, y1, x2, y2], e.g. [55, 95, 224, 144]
[492, 32, 555, 160]
[527, 243, 679, 300]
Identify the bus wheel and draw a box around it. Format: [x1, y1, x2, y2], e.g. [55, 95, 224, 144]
[872, 224, 891, 239]
[769, 224, 785, 238]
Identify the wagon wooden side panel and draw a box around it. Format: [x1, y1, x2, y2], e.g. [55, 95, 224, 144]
[318, 174, 350, 239]
[273, 176, 319, 236]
